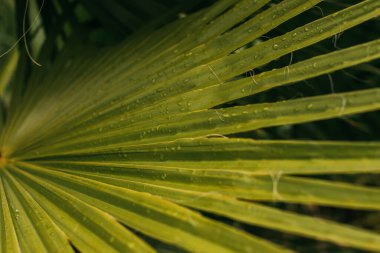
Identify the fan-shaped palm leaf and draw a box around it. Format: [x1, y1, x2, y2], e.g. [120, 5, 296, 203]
[1, 0, 380, 252]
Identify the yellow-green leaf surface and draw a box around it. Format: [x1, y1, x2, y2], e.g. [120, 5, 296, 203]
[10, 163, 286, 253]
[0, 0, 380, 252]
[12, 162, 380, 252]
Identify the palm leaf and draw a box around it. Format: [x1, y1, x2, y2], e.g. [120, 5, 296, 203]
[0, 0, 380, 252]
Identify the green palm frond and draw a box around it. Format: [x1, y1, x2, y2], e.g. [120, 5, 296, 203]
[0, 0, 380, 252]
